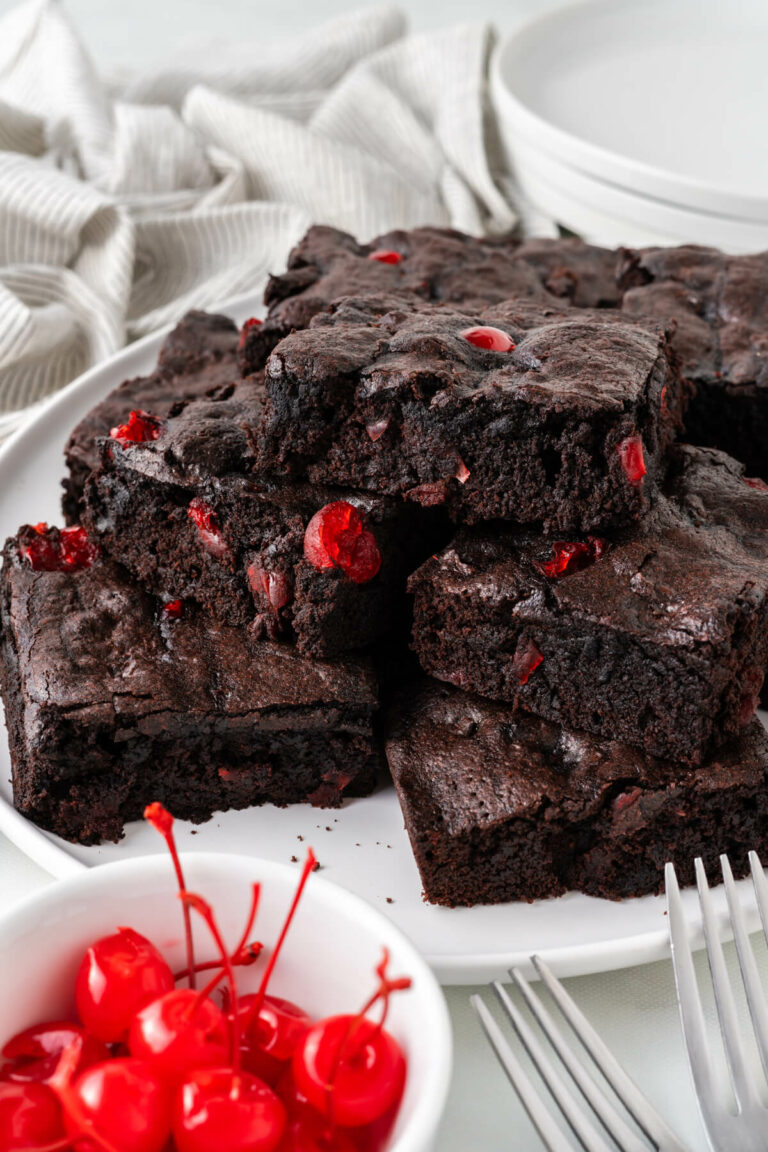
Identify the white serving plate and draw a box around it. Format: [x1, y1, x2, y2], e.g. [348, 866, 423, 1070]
[492, 0, 768, 224]
[503, 136, 768, 252]
[0, 294, 765, 984]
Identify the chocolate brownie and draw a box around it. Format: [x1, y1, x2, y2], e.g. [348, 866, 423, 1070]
[386, 679, 768, 906]
[619, 245, 768, 477]
[257, 294, 683, 533]
[240, 225, 620, 372]
[409, 444, 768, 766]
[82, 376, 447, 657]
[0, 526, 380, 846]
[62, 311, 241, 522]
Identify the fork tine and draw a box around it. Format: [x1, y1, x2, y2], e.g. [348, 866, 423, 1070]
[666, 862, 718, 1108]
[695, 856, 763, 1111]
[721, 854, 768, 1082]
[470, 994, 575, 1152]
[510, 966, 648, 1152]
[748, 850, 768, 948]
[492, 981, 617, 1152]
[531, 957, 688, 1152]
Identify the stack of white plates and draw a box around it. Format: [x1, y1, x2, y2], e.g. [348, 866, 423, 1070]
[491, 0, 768, 252]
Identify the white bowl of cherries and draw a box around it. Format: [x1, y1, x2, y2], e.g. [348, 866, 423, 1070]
[0, 805, 452, 1152]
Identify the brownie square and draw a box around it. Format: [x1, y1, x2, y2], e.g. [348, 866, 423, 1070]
[82, 374, 447, 658]
[241, 225, 621, 373]
[257, 293, 683, 533]
[619, 245, 768, 477]
[409, 444, 768, 765]
[0, 527, 380, 845]
[386, 679, 768, 906]
[63, 311, 241, 523]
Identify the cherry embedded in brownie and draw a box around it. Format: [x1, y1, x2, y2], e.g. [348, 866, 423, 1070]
[82, 376, 448, 658]
[62, 311, 242, 524]
[386, 679, 768, 906]
[240, 224, 620, 373]
[257, 294, 684, 533]
[409, 444, 768, 766]
[0, 526, 381, 846]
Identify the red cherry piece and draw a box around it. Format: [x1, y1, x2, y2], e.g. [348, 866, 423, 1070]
[0, 1082, 66, 1150]
[110, 410, 165, 447]
[455, 457, 470, 484]
[239, 317, 264, 350]
[536, 537, 605, 580]
[173, 1068, 286, 1152]
[75, 928, 174, 1044]
[365, 418, 389, 443]
[293, 1015, 405, 1129]
[460, 326, 515, 352]
[367, 250, 402, 265]
[617, 435, 646, 486]
[244, 996, 312, 1064]
[64, 1058, 172, 1152]
[248, 564, 294, 612]
[303, 502, 381, 584]
[613, 787, 642, 813]
[1, 1022, 108, 1086]
[129, 990, 228, 1084]
[511, 637, 543, 686]
[744, 476, 768, 492]
[21, 525, 98, 573]
[163, 599, 183, 619]
[188, 498, 228, 559]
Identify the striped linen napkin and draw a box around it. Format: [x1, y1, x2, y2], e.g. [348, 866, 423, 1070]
[0, 0, 555, 434]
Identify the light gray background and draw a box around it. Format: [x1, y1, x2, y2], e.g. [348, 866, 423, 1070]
[0, 1, 731, 1148]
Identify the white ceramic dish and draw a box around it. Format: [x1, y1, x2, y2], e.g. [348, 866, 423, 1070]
[500, 134, 768, 253]
[492, 0, 768, 224]
[0, 852, 452, 1152]
[0, 295, 765, 984]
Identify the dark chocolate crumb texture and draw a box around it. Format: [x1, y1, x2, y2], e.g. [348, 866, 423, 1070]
[83, 375, 448, 657]
[387, 680, 768, 906]
[409, 444, 768, 766]
[239, 225, 622, 372]
[0, 526, 380, 845]
[62, 310, 242, 523]
[619, 244, 768, 477]
[256, 294, 684, 533]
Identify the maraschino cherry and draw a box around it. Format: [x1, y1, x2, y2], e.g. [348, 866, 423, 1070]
[617, 434, 646, 486]
[61, 1054, 172, 1152]
[109, 411, 165, 448]
[1, 1022, 107, 1085]
[303, 503, 381, 584]
[292, 951, 410, 1128]
[367, 250, 402, 265]
[0, 1081, 66, 1151]
[21, 525, 98, 573]
[460, 326, 515, 352]
[75, 929, 175, 1044]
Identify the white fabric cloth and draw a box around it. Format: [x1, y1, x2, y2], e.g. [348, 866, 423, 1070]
[0, 0, 555, 425]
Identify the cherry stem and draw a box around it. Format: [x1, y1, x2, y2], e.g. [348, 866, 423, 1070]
[186, 884, 262, 1008]
[145, 802, 196, 989]
[181, 891, 242, 1075]
[324, 949, 411, 1125]
[242, 849, 316, 1034]
[173, 943, 262, 984]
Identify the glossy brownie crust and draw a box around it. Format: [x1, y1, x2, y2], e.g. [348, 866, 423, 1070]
[409, 445, 768, 765]
[83, 377, 446, 657]
[387, 680, 768, 906]
[619, 245, 768, 477]
[257, 295, 683, 533]
[0, 532, 380, 845]
[62, 311, 241, 523]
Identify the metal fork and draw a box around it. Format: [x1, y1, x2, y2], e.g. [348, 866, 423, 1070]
[471, 956, 687, 1151]
[666, 853, 768, 1151]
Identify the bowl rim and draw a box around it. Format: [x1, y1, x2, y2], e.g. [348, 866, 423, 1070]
[0, 851, 453, 1152]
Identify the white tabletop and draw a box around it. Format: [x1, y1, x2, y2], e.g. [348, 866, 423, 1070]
[0, 1, 753, 1146]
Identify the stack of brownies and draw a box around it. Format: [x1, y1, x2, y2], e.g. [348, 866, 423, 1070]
[2, 224, 768, 906]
